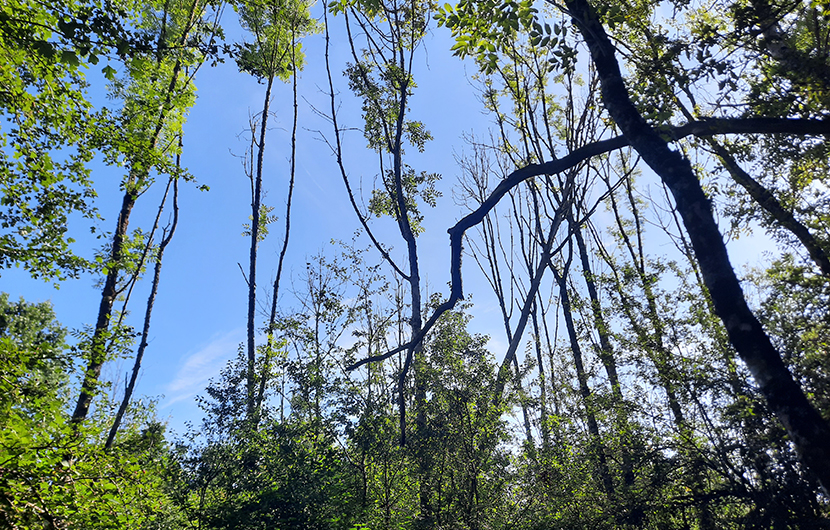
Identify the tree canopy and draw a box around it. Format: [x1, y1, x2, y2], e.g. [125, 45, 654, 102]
[2, 0, 830, 527]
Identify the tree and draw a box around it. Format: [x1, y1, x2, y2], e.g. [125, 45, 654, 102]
[0, 294, 182, 528]
[564, 0, 830, 493]
[72, 0, 222, 423]
[324, 0, 442, 524]
[0, 0, 133, 280]
[175, 344, 361, 530]
[235, 0, 315, 421]
[106, 163, 181, 449]
[436, 0, 830, 493]
[0, 293, 69, 425]
[417, 299, 511, 530]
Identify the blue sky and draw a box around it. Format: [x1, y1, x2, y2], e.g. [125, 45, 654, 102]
[3, 2, 777, 437]
[4, 5, 511, 435]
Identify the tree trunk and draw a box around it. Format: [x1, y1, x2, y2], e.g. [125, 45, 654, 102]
[70, 0, 198, 421]
[550, 254, 614, 496]
[570, 210, 622, 397]
[562, 0, 830, 492]
[106, 176, 179, 448]
[72, 186, 137, 423]
[605, 175, 687, 427]
[530, 300, 551, 449]
[246, 74, 274, 420]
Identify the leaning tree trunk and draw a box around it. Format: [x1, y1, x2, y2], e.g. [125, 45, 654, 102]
[72, 186, 137, 423]
[70, 0, 200, 421]
[561, 0, 830, 492]
[106, 175, 179, 449]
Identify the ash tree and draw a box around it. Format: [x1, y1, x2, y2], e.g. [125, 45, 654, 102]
[433, 0, 830, 496]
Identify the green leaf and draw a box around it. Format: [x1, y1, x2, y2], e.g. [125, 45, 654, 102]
[60, 51, 80, 67]
[102, 65, 117, 80]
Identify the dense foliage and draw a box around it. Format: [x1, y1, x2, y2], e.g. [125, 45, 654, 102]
[2, 0, 830, 527]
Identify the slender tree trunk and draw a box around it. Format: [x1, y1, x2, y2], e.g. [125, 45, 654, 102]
[106, 176, 179, 448]
[72, 186, 137, 423]
[513, 199, 537, 447]
[389, 57, 430, 530]
[246, 74, 275, 420]
[530, 300, 550, 449]
[480, 193, 534, 446]
[550, 254, 614, 496]
[540, 293, 565, 453]
[570, 210, 621, 396]
[492, 196, 570, 402]
[258, 40, 300, 415]
[70, 0, 200, 421]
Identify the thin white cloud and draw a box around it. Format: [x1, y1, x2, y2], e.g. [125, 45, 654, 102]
[485, 334, 508, 357]
[163, 328, 244, 408]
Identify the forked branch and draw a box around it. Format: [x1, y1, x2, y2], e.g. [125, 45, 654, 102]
[346, 116, 830, 371]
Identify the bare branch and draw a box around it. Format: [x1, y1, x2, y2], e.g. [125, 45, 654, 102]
[347, 116, 830, 371]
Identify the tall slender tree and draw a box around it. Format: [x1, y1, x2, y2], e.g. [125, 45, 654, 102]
[72, 0, 223, 423]
[234, 0, 315, 422]
[324, 0, 439, 523]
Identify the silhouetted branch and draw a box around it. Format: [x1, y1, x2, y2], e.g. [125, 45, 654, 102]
[346, 116, 830, 371]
